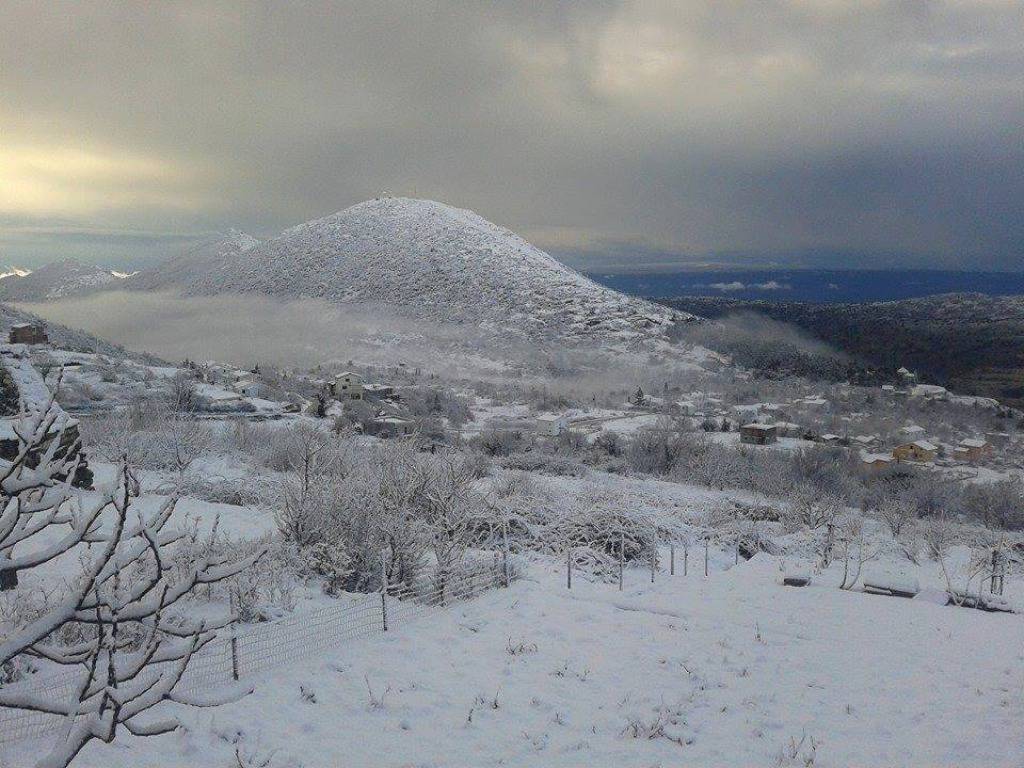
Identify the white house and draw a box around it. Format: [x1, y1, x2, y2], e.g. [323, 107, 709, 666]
[536, 414, 569, 437]
[331, 371, 364, 400]
[232, 377, 264, 398]
[910, 384, 948, 399]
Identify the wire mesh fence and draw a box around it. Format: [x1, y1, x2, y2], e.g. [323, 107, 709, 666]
[0, 555, 514, 750]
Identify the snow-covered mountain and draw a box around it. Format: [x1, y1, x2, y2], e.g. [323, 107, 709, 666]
[131, 198, 693, 345]
[0, 260, 129, 302]
[0, 267, 32, 281]
[128, 229, 259, 291]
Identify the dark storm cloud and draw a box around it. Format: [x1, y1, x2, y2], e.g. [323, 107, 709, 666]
[0, 1, 1021, 269]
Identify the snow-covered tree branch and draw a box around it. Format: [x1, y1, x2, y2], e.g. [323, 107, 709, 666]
[0, 390, 261, 768]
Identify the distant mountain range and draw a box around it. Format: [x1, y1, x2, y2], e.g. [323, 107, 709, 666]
[0, 261, 134, 302]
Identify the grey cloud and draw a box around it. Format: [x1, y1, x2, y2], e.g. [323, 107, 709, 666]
[0, 1, 1020, 269]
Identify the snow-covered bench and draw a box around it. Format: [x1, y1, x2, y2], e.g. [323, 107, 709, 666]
[862, 574, 920, 598]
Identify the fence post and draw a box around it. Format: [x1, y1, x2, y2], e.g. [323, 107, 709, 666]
[618, 531, 625, 592]
[380, 552, 389, 633]
[566, 549, 572, 590]
[229, 597, 239, 681]
[670, 544, 675, 576]
[684, 544, 689, 576]
[704, 539, 709, 577]
[650, 548, 656, 584]
[502, 520, 510, 588]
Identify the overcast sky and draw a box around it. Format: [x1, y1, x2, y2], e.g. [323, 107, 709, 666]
[1, 1, 1021, 272]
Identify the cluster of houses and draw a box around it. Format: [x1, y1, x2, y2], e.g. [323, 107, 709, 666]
[328, 371, 415, 437]
[739, 415, 1001, 471]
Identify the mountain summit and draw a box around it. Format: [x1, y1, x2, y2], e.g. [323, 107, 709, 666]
[134, 197, 690, 344]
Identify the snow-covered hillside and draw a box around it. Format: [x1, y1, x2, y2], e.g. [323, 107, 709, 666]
[131, 198, 693, 345]
[128, 229, 259, 291]
[0, 260, 128, 301]
[0, 303, 161, 364]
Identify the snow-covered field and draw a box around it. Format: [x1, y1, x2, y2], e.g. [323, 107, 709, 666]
[9, 551, 1019, 768]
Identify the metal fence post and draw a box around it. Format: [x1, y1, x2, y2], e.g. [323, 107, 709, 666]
[566, 549, 572, 590]
[502, 522, 511, 588]
[618, 531, 624, 592]
[704, 539, 709, 577]
[380, 552, 389, 632]
[684, 544, 689, 576]
[670, 544, 675, 576]
[229, 598, 240, 681]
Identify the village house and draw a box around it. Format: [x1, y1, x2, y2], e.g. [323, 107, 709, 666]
[954, 438, 992, 463]
[330, 371, 364, 400]
[363, 383, 397, 401]
[910, 383, 948, 399]
[772, 421, 802, 438]
[740, 423, 777, 445]
[892, 440, 938, 463]
[900, 425, 927, 438]
[372, 414, 416, 438]
[536, 414, 569, 437]
[731, 404, 762, 421]
[232, 378, 264, 398]
[8, 323, 48, 345]
[862, 453, 895, 473]
[896, 366, 918, 385]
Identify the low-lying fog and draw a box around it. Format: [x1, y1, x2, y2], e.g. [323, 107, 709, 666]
[18, 291, 485, 370]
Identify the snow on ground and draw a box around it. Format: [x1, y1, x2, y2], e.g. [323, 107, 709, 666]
[14, 553, 1020, 768]
[590, 413, 662, 436]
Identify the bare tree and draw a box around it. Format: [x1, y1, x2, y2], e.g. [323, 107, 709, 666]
[837, 515, 881, 590]
[919, 516, 993, 605]
[419, 451, 481, 602]
[156, 407, 214, 482]
[168, 371, 199, 412]
[873, 498, 916, 539]
[0, 397, 94, 592]
[0, 390, 259, 767]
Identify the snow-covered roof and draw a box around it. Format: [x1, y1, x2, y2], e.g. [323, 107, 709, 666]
[536, 414, 566, 423]
[910, 384, 947, 397]
[911, 440, 938, 452]
[958, 438, 988, 448]
[863, 454, 893, 464]
[740, 423, 775, 432]
[374, 415, 414, 424]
